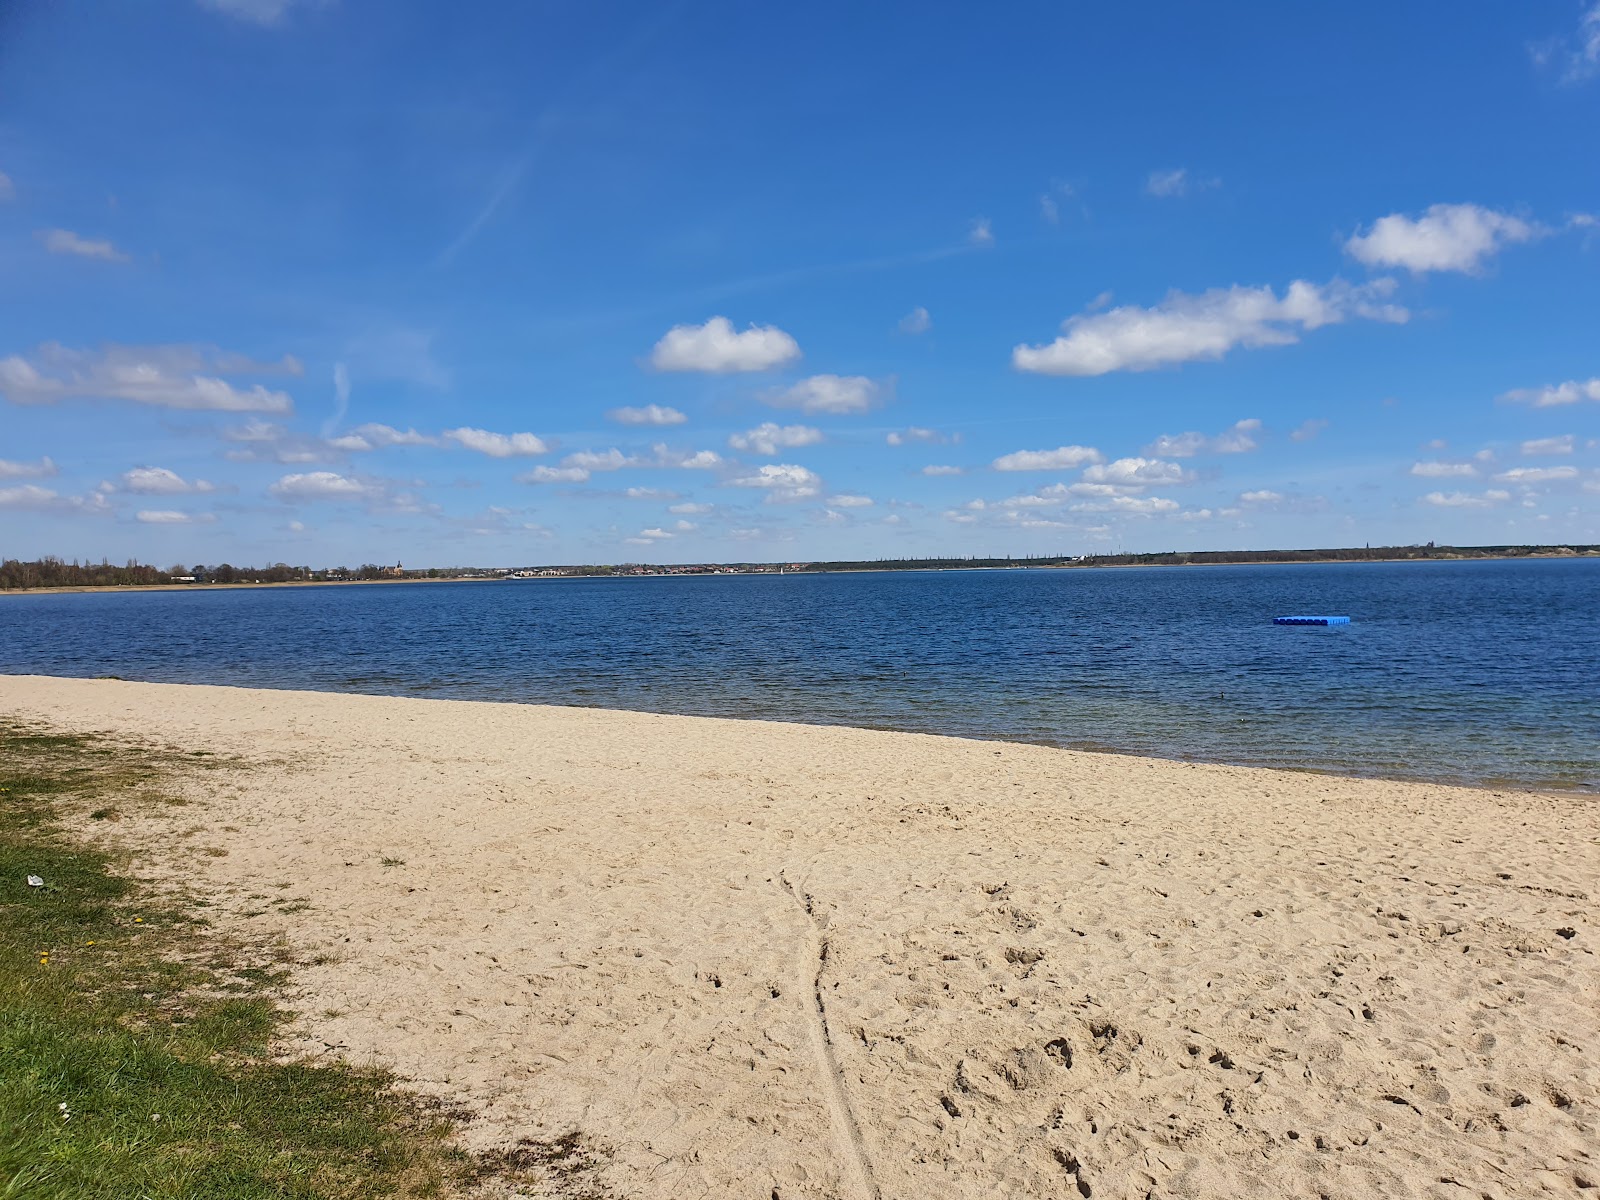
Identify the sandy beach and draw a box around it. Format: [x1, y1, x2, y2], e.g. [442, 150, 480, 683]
[2, 675, 1594, 1199]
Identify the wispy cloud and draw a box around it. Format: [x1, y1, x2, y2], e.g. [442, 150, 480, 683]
[898, 306, 931, 335]
[967, 218, 994, 247]
[38, 229, 130, 263]
[1500, 377, 1600, 407]
[0, 456, 57, 480]
[1, 344, 296, 413]
[608, 404, 687, 426]
[765, 374, 882, 415]
[197, 0, 321, 26]
[1144, 419, 1261, 457]
[1531, 2, 1600, 83]
[728, 422, 824, 456]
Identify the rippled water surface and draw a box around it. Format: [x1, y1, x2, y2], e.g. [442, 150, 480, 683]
[3, 560, 1597, 789]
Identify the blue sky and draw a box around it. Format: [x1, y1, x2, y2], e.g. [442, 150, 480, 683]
[3, 0, 1599, 566]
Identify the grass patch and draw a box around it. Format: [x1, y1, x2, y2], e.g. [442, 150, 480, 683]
[0, 722, 518, 1199]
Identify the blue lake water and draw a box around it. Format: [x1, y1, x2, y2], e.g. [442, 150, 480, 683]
[2, 560, 1597, 791]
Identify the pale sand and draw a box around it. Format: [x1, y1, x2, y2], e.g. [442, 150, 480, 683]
[3, 675, 1595, 1199]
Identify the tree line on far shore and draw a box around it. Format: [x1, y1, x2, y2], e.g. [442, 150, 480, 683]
[0, 558, 404, 589]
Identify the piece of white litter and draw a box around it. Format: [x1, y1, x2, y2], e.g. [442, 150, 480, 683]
[26, 876, 43, 888]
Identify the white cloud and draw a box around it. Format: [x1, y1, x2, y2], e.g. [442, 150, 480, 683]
[1533, 2, 1600, 82]
[921, 464, 964, 476]
[766, 374, 881, 415]
[563, 448, 633, 471]
[0, 456, 56, 480]
[1493, 465, 1579, 483]
[968, 218, 994, 247]
[728, 422, 823, 455]
[636, 527, 672, 539]
[1521, 435, 1575, 456]
[899, 306, 931, 335]
[344, 423, 438, 449]
[625, 487, 679, 500]
[1290, 418, 1329, 442]
[1410, 460, 1478, 478]
[197, 0, 315, 25]
[727, 463, 821, 502]
[519, 465, 590, 484]
[136, 509, 214, 524]
[1013, 278, 1407, 376]
[1144, 418, 1261, 457]
[0, 484, 68, 511]
[1081, 457, 1189, 486]
[992, 445, 1104, 471]
[673, 519, 697, 531]
[118, 466, 217, 494]
[1238, 489, 1283, 505]
[1, 343, 295, 413]
[669, 502, 713, 514]
[1145, 168, 1188, 197]
[1500, 377, 1600, 407]
[269, 471, 372, 501]
[608, 404, 686, 426]
[1422, 490, 1511, 508]
[445, 427, 549, 458]
[649, 316, 800, 373]
[1072, 494, 1180, 514]
[1344, 204, 1539, 274]
[828, 494, 874, 507]
[39, 229, 129, 263]
[0, 171, 12, 201]
[887, 426, 952, 446]
[654, 445, 724, 469]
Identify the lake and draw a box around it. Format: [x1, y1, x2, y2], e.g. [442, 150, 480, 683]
[2, 559, 1596, 790]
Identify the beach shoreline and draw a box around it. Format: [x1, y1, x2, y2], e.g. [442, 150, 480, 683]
[2, 674, 1594, 1198]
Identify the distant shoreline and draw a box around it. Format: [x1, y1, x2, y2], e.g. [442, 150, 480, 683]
[2, 549, 1596, 596]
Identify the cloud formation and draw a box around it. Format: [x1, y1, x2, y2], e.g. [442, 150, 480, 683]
[38, 229, 129, 263]
[116, 467, 218, 494]
[2, 344, 297, 413]
[136, 509, 215, 524]
[968, 218, 994, 247]
[1082, 457, 1190, 487]
[992, 445, 1104, 471]
[1521, 435, 1574, 456]
[728, 422, 823, 455]
[1410, 461, 1478, 478]
[766, 374, 881, 415]
[1144, 418, 1261, 457]
[1499, 377, 1600, 407]
[0, 456, 57, 480]
[607, 404, 686, 426]
[268, 471, 374, 501]
[196, 0, 315, 26]
[727, 463, 821, 502]
[898, 306, 931, 335]
[1344, 204, 1539, 274]
[444, 427, 550, 458]
[650, 316, 800, 373]
[1013, 278, 1406, 376]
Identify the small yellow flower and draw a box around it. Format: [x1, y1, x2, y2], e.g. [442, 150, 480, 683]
[133, 918, 142, 924]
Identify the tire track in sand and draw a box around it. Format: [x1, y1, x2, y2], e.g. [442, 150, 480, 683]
[778, 870, 881, 1200]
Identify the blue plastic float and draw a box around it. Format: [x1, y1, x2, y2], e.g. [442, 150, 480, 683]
[1273, 615, 1351, 626]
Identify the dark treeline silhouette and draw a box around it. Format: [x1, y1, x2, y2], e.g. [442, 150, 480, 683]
[0, 558, 318, 589]
[0, 557, 169, 590]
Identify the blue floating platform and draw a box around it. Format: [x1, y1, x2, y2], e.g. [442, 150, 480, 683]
[1274, 615, 1351, 626]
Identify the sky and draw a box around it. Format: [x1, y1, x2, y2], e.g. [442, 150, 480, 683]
[3, 0, 1599, 566]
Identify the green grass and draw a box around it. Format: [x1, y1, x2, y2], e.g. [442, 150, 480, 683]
[0, 723, 496, 1200]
